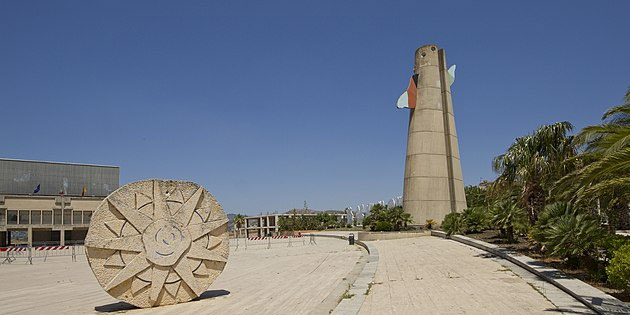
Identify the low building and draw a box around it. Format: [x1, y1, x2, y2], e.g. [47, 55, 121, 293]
[0, 158, 119, 246]
[241, 210, 347, 237]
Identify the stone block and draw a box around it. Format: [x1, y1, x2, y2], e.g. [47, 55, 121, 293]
[84, 179, 229, 308]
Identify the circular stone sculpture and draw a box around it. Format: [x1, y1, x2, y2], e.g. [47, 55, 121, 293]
[85, 179, 229, 308]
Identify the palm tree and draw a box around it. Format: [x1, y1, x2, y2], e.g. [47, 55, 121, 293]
[491, 199, 527, 242]
[492, 122, 577, 223]
[388, 207, 412, 230]
[554, 86, 630, 228]
[233, 214, 246, 238]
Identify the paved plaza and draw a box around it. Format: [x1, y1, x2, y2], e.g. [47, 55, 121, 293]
[359, 237, 585, 315]
[0, 235, 595, 315]
[0, 238, 361, 315]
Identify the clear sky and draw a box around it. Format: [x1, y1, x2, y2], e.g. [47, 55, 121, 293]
[1, 1, 628, 215]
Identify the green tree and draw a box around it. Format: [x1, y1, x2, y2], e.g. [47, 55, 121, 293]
[442, 212, 463, 236]
[233, 214, 246, 237]
[542, 212, 604, 266]
[607, 244, 630, 292]
[554, 86, 630, 229]
[491, 199, 527, 242]
[530, 202, 580, 246]
[362, 205, 412, 231]
[389, 207, 412, 230]
[492, 122, 577, 223]
[465, 185, 489, 208]
[461, 207, 489, 233]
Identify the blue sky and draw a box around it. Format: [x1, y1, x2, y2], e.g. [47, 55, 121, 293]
[1, 1, 628, 215]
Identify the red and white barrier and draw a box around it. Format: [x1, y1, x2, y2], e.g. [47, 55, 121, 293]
[34, 246, 69, 251]
[247, 235, 304, 241]
[0, 247, 27, 252]
[0, 246, 70, 252]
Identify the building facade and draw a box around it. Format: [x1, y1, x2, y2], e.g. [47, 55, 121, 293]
[0, 158, 119, 246]
[241, 212, 347, 238]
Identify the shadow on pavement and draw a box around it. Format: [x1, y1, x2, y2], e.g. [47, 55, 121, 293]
[94, 289, 231, 312]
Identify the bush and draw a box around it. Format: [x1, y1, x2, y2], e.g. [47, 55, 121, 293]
[530, 202, 580, 246]
[363, 205, 413, 231]
[603, 235, 630, 261]
[607, 244, 630, 292]
[462, 207, 489, 233]
[542, 213, 604, 266]
[425, 219, 436, 229]
[442, 213, 463, 236]
[373, 221, 393, 231]
[491, 199, 527, 242]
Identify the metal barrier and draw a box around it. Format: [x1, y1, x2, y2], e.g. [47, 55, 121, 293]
[229, 235, 305, 250]
[0, 245, 84, 265]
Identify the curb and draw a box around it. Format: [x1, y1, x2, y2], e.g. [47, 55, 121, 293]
[431, 230, 630, 315]
[331, 241, 378, 315]
[304, 233, 379, 315]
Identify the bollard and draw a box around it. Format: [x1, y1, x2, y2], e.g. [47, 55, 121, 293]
[267, 236, 271, 249]
[288, 235, 292, 247]
[349, 233, 355, 246]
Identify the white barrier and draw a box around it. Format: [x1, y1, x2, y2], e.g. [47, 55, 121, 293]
[230, 235, 305, 250]
[0, 245, 83, 264]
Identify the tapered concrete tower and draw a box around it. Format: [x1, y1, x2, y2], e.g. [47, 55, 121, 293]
[402, 44, 467, 224]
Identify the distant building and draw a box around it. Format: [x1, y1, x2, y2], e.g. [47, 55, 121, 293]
[0, 158, 119, 246]
[240, 209, 347, 237]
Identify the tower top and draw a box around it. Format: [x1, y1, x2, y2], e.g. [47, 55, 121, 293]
[414, 44, 442, 72]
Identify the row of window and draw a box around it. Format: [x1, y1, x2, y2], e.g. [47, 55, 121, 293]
[0, 209, 92, 225]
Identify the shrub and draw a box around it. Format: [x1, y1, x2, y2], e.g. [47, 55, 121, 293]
[603, 235, 630, 261]
[442, 213, 463, 236]
[530, 202, 580, 247]
[363, 206, 413, 231]
[462, 207, 489, 233]
[607, 244, 630, 292]
[491, 199, 527, 242]
[373, 221, 393, 231]
[425, 219, 436, 230]
[542, 213, 604, 266]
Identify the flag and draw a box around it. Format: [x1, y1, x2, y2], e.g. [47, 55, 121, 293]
[82, 187, 86, 197]
[33, 184, 40, 194]
[447, 65, 456, 87]
[396, 74, 418, 109]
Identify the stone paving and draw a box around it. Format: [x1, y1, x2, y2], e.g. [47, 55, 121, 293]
[0, 234, 600, 315]
[358, 237, 569, 315]
[0, 237, 361, 315]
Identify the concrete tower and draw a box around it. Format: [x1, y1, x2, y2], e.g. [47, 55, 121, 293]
[402, 44, 467, 224]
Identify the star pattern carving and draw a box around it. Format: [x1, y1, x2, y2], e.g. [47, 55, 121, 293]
[85, 179, 228, 307]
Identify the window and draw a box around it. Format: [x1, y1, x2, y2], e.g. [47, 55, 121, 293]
[31, 211, 41, 225]
[0, 209, 5, 225]
[19, 210, 29, 224]
[7, 211, 17, 224]
[63, 210, 71, 225]
[82, 211, 92, 224]
[54, 210, 62, 225]
[73, 211, 82, 225]
[42, 211, 52, 225]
